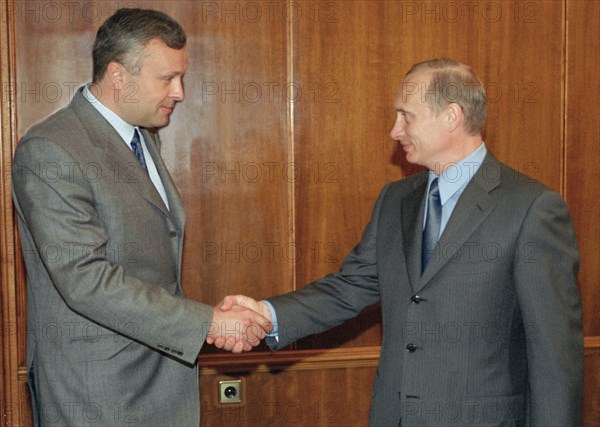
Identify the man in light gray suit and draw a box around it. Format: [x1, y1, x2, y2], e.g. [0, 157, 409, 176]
[12, 8, 269, 427]
[214, 59, 583, 426]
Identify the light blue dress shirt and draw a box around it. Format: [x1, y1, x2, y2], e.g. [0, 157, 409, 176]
[82, 85, 170, 210]
[424, 143, 487, 237]
[264, 143, 488, 341]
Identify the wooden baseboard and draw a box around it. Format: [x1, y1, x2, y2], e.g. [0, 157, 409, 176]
[198, 345, 381, 375]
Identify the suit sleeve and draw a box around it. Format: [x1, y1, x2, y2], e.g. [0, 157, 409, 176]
[266, 185, 389, 350]
[513, 190, 583, 425]
[12, 136, 213, 365]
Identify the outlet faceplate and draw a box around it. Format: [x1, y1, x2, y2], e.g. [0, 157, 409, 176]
[218, 380, 242, 404]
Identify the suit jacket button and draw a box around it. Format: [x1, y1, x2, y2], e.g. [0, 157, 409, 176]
[411, 295, 427, 303]
[406, 343, 417, 353]
[169, 231, 177, 238]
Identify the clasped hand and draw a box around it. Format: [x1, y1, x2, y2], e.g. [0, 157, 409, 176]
[206, 295, 272, 353]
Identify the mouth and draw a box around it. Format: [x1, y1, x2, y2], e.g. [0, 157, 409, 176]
[160, 105, 174, 114]
[400, 142, 413, 152]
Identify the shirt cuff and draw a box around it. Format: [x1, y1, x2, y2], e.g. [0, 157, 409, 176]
[261, 300, 279, 342]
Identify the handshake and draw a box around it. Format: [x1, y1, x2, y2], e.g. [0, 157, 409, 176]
[205, 295, 273, 353]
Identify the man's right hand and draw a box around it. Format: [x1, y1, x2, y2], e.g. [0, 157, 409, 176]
[207, 301, 272, 353]
[218, 294, 272, 321]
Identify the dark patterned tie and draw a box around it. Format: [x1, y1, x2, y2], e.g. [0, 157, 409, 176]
[130, 128, 147, 171]
[422, 178, 441, 273]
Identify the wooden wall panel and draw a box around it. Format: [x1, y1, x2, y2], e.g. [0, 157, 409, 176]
[201, 368, 375, 426]
[566, 0, 600, 336]
[566, 2, 600, 423]
[198, 347, 378, 426]
[157, 3, 291, 309]
[293, 0, 565, 349]
[1, 0, 20, 425]
[583, 340, 600, 426]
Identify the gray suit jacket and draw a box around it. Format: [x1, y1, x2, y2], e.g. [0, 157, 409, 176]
[12, 88, 213, 426]
[267, 154, 583, 426]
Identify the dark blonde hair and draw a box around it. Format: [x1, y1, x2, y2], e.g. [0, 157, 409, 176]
[92, 8, 186, 82]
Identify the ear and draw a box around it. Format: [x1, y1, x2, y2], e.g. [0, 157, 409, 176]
[445, 102, 464, 133]
[106, 61, 127, 90]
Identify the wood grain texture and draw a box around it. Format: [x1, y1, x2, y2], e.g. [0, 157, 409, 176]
[198, 346, 380, 374]
[566, 0, 600, 337]
[200, 366, 376, 426]
[157, 2, 292, 311]
[583, 337, 600, 426]
[1, 0, 22, 425]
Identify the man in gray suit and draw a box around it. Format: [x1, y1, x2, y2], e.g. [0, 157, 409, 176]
[12, 8, 269, 427]
[214, 59, 583, 426]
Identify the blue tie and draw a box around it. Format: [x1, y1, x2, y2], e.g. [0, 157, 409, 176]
[422, 178, 441, 273]
[130, 128, 147, 171]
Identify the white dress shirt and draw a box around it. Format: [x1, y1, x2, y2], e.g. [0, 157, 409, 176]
[82, 84, 170, 210]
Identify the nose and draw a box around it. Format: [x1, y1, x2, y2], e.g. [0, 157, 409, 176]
[390, 114, 405, 140]
[171, 78, 184, 102]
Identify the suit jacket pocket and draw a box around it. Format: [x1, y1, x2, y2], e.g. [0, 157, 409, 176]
[68, 333, 134, 362]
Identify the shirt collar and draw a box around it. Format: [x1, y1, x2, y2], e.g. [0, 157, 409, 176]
[82, 83, 139, 145]
[428, 143, 487, 205]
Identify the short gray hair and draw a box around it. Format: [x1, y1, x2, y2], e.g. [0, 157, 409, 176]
[406, 58, 487, 135]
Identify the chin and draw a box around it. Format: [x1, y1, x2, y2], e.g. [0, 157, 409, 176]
[152, 119, 170, 129]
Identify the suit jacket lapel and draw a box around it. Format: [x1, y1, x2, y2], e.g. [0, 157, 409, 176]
[142, 131, 186, 289]
[70, 89, 172, 219]
[401, 175, 428, 292]
[417, 153, 501, 290]
[142, 129, 186, 232]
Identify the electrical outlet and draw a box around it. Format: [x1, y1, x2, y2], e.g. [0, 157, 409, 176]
[218, 380, 242, 404]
